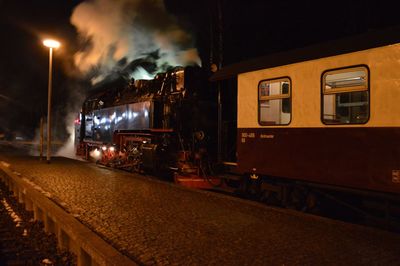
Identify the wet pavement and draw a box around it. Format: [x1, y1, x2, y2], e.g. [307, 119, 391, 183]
[1, 142, 400, 265]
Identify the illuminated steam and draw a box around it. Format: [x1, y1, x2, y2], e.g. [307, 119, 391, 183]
[28, 86, 85, 159]
[71, 0, 200, 83]
[57, 0, 200, 160]
[131, 66, 153, 80]
[55, 111, 79, 159]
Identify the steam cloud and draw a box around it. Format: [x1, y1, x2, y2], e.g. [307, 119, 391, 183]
[71, 0, 200, 83]
[56, 0, 200, 160]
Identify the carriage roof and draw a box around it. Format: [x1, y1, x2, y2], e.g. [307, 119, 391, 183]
[210, 26, 400, 82]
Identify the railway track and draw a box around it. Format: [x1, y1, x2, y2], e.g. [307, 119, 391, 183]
[0, 181, 76, 265]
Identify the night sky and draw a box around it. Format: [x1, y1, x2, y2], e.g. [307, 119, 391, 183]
[0, 0, 82, 137]
[0, 0, 399, 138]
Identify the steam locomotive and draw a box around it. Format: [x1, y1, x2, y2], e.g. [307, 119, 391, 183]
[75, 66, 220, 187]
[76, 28, 400, 230]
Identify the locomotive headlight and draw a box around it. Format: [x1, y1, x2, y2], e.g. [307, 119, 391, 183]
[109, 146, 115, 152]
[92, 149, 101, 158]
[102, 146, 107, 151]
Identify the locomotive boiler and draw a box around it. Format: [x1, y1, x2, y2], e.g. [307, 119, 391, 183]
[76, 66, 219, 187]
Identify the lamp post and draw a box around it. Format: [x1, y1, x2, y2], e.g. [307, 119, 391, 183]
[43, 39, 60, 163]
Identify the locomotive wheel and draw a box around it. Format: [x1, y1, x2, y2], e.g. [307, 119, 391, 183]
[130, 159, 142, 173]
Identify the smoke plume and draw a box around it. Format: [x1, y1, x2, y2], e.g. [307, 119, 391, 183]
[70, 0, 200, 83]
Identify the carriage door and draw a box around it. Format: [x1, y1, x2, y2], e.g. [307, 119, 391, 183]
[220, 77, 238, 164]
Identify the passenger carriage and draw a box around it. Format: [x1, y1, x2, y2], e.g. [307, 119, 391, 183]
[212, 27, 400, 227]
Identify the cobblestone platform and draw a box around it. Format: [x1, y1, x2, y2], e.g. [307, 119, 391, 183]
[1, 146, 400, 265]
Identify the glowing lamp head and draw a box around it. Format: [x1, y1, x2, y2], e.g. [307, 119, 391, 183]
[43, 39, 61, 49]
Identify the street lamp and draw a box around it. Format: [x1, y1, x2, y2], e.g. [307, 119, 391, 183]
[43, 39, 60, 163]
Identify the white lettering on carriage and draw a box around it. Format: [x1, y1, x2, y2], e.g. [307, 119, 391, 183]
[260, 134, 274, 139]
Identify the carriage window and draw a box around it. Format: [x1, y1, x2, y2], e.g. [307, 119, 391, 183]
[258, 78, 291, 125]
[322, 66, 369, 124]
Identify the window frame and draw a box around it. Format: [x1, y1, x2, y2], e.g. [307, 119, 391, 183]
[320, 65, 370, 125]
[258, 76, 292, 126]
